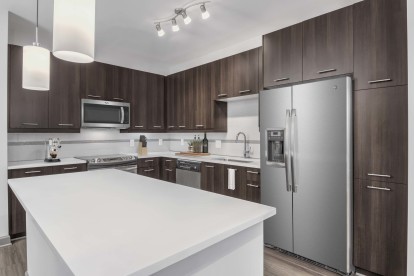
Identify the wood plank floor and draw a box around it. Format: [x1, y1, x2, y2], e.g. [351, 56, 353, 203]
[0, 239, 338, 276]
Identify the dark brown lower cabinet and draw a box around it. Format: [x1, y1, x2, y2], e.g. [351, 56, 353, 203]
[8, 164, 87, 239]
[201, 163, 221, 192]
[354, 179, 407, 276]
[245, 169, 260, 203]
[137, 158, 160, 179]
[161, 158, 176, 183]
[223, 165, 246, 200]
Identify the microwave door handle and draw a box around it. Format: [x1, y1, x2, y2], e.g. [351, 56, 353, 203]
[120, 107, 125, 124]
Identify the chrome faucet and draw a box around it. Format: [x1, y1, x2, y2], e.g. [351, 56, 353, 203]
[236, 132, 251, 158]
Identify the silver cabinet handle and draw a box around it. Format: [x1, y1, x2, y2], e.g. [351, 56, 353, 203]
[247, 184, 260, 188]
[367, 186, 391, 191]
[24, 170, 42, 174]
[179, 126, 186, 128]
[21, 123, 39, 126]
[168, 126, 175, 128]
[217, 94, 228, 97]
[165, 169, 173, 172]
[195, 125, 204, 128]
[144, 169, 155, 172]
[247, 171, 259, 175]
[205, 165, 215, 168]
[153, 126, 162, 128]
[368, 173, 391, 178]
[145, 160, 154, 163]
[87, 94, 101, 98]
[135, 126, 144, 128]
[239, 90, 251, 94]
[58, 123, 74, 127]
[274, 78, 290, 82]
[318, 69, 337, 74]
[165, 160, 172, 163]
[63, 167, 78, 171]
[368, 79, 392, 84]
[113, 97, 124, 101]
[291, 109, 298, 193]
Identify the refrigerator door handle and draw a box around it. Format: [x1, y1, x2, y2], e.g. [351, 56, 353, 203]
[291, 109, 298, 193]
[285, 109, 292, 192]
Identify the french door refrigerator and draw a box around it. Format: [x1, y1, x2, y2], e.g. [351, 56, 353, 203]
[260, 76, 353, 274]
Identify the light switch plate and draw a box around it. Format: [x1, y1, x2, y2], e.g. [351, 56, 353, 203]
[181, 139, 184, 146]
[159, 139, 163, 146]
[215, 140, 222, 149]
[129, 139, 135, 147]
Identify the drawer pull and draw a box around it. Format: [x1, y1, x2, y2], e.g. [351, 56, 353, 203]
[195, 125, 204, 128]
[168, 126, 175, 128]
[165, 160, 172, 162]
[368, 78, 392, 84]
[21, 123, 39, 126]
[368, 173, 391, 178]
[367, 186, 391, 192]
[135, 126, 144, 128]
[217, 94, 228, 97]
[87, 94, 101, 98]
[144, 169, 155, 172]
[247, 184, 260, 188]
[179, 126, 186, 128]
[205, 165, 215, 168]
[63, 167, 78, 171]
[318, 69, 337, 74]
[113, 97, 124, 101]
[58, 123, 74, 127]
[24, 170, 42, 174]
[247, 171, 259, 175]
[153, 126, 162, 128]
[239, 90, 251, 94]
[165, 169, 173, 172]
[274, 78, 289, 82]
[145, 160, 154, 163]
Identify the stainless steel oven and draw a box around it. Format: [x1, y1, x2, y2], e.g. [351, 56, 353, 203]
[81, 99, 130, 129]
[76, 155, 138, 174]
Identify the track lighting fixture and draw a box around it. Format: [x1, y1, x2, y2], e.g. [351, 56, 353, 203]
[154, 1, 211, 37]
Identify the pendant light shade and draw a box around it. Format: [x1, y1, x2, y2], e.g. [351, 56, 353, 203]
[22, 45, 50, 91]
[53, 0, 95, 63]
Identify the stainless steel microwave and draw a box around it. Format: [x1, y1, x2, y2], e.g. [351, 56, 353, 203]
[81, 99, 130, 129]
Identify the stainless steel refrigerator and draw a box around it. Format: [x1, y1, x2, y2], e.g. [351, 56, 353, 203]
[260, 76, 353, 274]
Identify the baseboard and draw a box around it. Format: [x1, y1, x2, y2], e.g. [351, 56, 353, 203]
[0, 235, 11, 247]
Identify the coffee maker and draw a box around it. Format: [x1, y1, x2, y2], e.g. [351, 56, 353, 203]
[44, 138, 62, 162]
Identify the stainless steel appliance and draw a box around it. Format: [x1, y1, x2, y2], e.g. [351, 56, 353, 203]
[76, 154, 138, 173]
[176, 159, 201, 189]
[81, 99, 130, 129]
[260, 76, 353, 274]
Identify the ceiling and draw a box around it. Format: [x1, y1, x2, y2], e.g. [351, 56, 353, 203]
[7, 0, 362, 75]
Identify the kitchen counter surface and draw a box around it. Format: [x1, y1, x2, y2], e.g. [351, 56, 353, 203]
[131, 152, 261, 169]
[8, 158, 87, 170]
[9, 169, 275, 276]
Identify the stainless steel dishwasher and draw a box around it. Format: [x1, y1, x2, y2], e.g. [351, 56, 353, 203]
[176, 159, 201, 189]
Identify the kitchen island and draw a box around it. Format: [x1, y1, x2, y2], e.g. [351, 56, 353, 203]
[8, 169, 275, 276]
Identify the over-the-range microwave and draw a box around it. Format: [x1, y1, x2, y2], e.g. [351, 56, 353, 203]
[81, 99, 130, 129]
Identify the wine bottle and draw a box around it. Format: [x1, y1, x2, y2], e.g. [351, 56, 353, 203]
[202, 132, 209, 153]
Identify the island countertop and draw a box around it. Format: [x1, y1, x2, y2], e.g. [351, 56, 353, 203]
[8, 169, 275, 276]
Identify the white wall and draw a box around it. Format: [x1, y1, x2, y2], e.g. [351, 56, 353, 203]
[407, 0, 413, 273]
[0, 3, 10, 239]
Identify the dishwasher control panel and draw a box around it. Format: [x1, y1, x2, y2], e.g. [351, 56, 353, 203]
[176, 159, 201, 172]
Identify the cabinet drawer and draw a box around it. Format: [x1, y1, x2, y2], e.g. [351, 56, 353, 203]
[52, 164, 87, 174]
[138, 158, 159, 168]
[245, 169, 260, 184]
[162, 158, 176, 170]
[138, 167, 160, 179]
[8, 166, 53, 179]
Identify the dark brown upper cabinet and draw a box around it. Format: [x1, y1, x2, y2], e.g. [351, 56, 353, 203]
[353, 179, 407, 276]
[8, 45, 49, 130]
[48, 55, 81, 129]
[184, 68, 196, 129]
[303, 6, 353, 81]
[233, 48, 259, 97]
[353, 0, 407, 90]
[354, 86, 408, 185]
[173, 71, 187, 130]
[194, 64, 212, 130]
[111, 66, 132, 102]
[146, 73, 165, 131]
[217, 55, 234, 99]
[165, 74, 176, 131]
[80, 62, 108, 100]
[130, 70, 148, 131]
[263, 24, 303, 88]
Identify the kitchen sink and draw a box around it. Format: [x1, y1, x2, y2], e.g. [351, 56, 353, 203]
[211, 157, 254, 164]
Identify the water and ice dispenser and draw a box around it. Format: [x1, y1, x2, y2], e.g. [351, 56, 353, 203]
[266, 129, 285, 166]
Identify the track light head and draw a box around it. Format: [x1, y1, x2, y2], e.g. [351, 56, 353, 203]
[172, 19, 180, 32]
[155, 23, 165, 37]
[201, 4, 210, 20]
[182, 10, 192, 25]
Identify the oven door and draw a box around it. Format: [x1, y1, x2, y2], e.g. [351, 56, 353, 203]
[115, 164, 138, 174]
[82, 99, 130, 129]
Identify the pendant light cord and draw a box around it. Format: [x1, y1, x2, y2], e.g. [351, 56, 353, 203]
[35, 0, 39, 46]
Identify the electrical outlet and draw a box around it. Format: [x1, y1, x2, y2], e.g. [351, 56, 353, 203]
[159, 138, 163, 146]
[215, 140, 222, 149]
[129, 139, 134, 147]
[181, 139, 184, 146]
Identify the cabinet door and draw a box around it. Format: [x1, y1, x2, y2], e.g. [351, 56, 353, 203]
[233, 48, 259, 96]
[161, 158, 176, 183]
[184, 68, 196, 130]
[131, 70, 148, 131]
[303, 6, 353, 81]
[201, 163, 216, 192]
[194, 64, 212, 130]
[217, 56, 234, 99]
[110, 66, 132, 102]
[354, 180, 407, 275]
[8, 45, 49, 129]
[147, 73, 165, 130]
[245, 169, 260, 203]
[49, 55, 81, 129]
[223, 165, 246, 199]
[354, 86, 408, 184]
[165, 75, 176, 131]
[263, 24, 303, 88]
[353, 0, 407, 90]
[174, 71, 187, 130]
[80, 62, 108, 100]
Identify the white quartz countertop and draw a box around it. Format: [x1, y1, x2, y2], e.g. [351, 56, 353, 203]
[8, 169, 275, 276]
[132, 152, 261, 169]
[8, 158, 87, 170]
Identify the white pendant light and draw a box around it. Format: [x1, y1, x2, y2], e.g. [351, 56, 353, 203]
[53, 0, 95, 63]
[22, 0, 50, 91]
